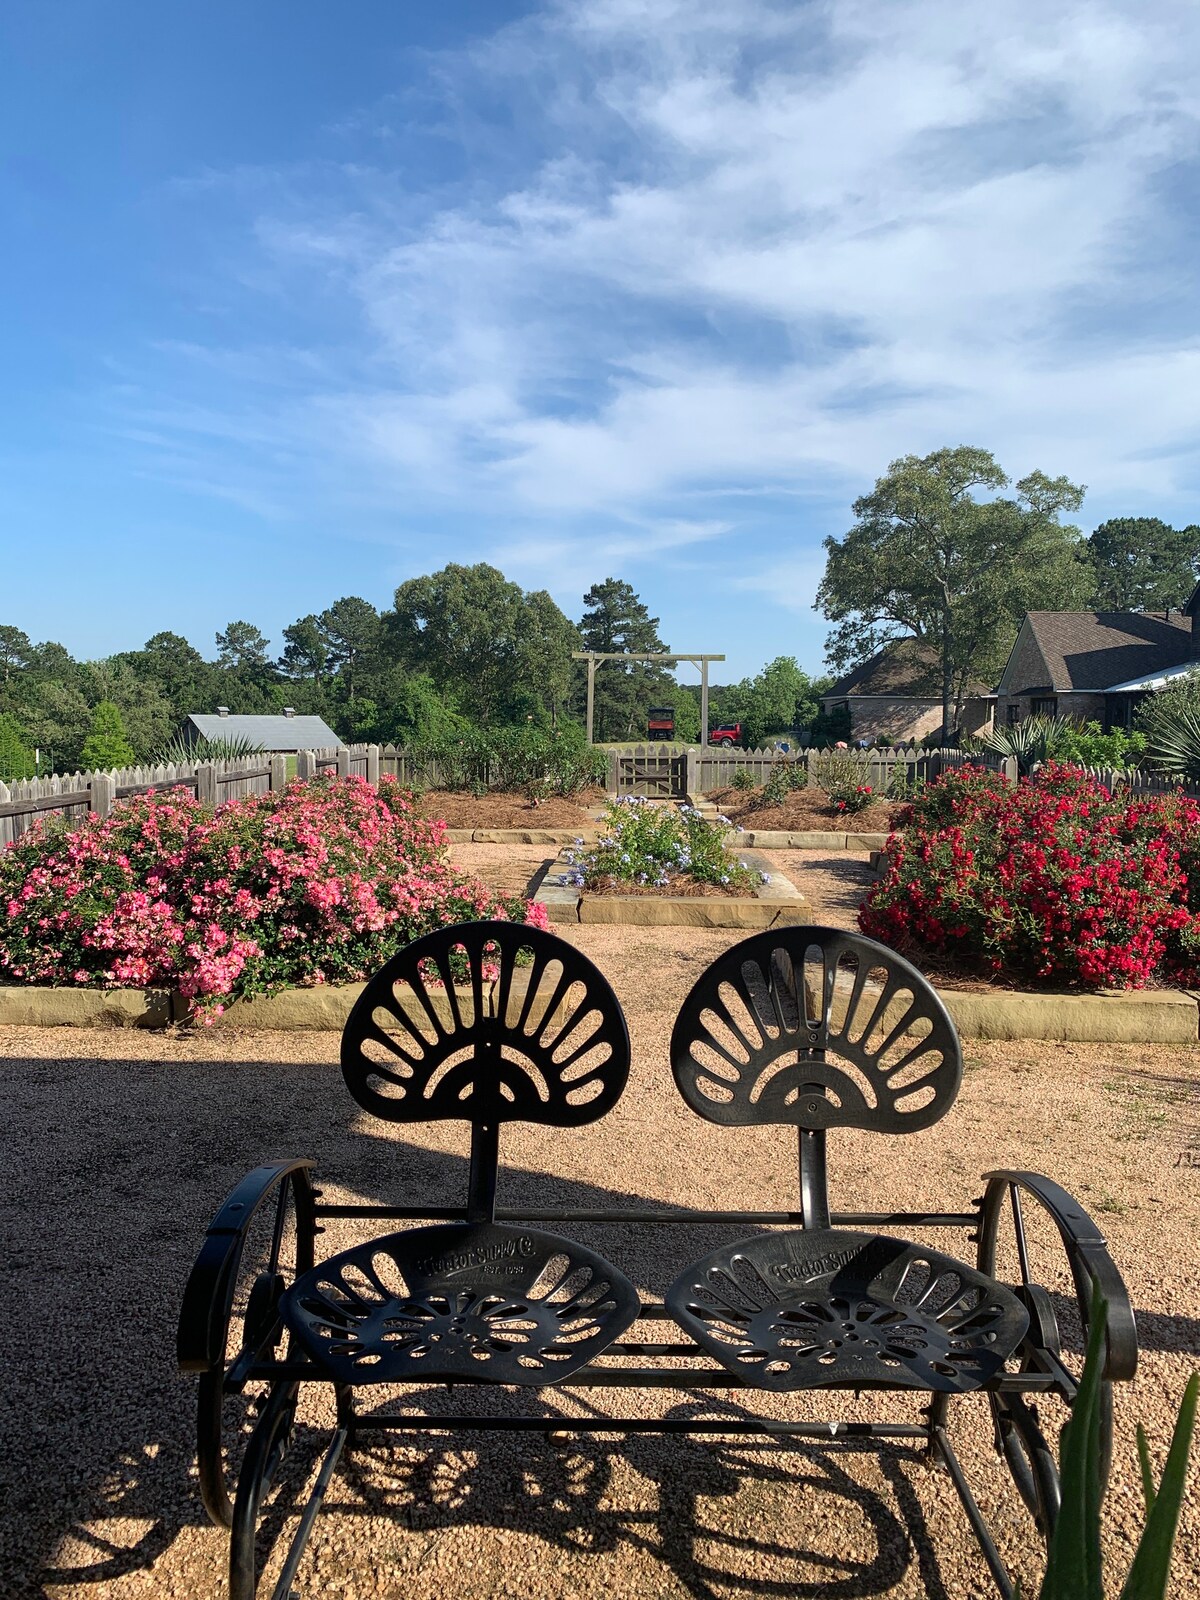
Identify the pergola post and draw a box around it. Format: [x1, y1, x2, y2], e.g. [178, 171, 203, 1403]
[572, 651, 724, 746]
[700, 660, 710, 748]
[586, 657, 596, 746]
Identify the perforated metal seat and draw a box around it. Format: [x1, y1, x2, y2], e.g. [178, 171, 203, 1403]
[284, 1221, 638, 1386]
[668, 1228, 1026, 1393]
[666, 925, 1027, 1393]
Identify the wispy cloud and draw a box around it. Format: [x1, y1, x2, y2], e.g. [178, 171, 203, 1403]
[117, 0, 1200, 653]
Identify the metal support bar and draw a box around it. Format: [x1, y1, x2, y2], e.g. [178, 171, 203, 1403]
[268, 1427, 347, 1600]
[312, 1203, 980, 1227]
[348, 1415, 931, 1439]
[931, 1426, 1017, 1599]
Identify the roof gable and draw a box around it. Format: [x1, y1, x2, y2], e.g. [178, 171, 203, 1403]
[1006, 612, 1194, 693]
[825, 638, 992, 700]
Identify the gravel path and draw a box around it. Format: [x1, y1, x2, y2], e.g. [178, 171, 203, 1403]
[2, 919, 1198, 1600]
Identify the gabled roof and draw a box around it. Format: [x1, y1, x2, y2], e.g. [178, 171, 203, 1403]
[1006, 612, 1195, 694]
[184, 714, 343, 750]
[825, 638, 993, 700]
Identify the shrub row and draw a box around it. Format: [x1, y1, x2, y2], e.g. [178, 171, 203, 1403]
[0, 775, 546, 1018]
[407, 725, 607, 799]
[862, 764, 1200, 988]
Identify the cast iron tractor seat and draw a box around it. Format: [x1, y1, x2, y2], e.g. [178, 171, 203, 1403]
[666, 926, 1031, 1394]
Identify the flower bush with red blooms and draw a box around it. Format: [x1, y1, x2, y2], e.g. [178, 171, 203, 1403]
[862, 762, 1200, 989]
[0, 775, 547, 1019]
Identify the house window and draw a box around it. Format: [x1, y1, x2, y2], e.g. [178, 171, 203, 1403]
[1030, 697, 1058, 717]
[1005, 703, 1020, 725]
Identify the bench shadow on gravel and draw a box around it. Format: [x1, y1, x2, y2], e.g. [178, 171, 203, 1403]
[6, 1055, 989, 1600]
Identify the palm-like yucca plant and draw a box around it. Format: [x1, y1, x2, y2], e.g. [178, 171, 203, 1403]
[1036, 1281, 1197, 1599]
[979, 715, 1074, 777]
[1141, 708, 1200, 782]
[150, 733, 267, 764]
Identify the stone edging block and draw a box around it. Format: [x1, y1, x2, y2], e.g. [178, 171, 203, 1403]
[0, 986, 174, 1028]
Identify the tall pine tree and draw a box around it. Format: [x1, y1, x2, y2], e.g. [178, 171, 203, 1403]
[577, 579, 674, 741]
[81, 701, 135, 769]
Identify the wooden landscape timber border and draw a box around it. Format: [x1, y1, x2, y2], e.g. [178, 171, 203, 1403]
[534, 847, 810, 929]
[441, 828, 893, 849]
[3, 977, 1199, 1041]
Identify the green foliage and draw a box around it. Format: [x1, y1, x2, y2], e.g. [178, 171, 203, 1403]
[749, 760, 807, 811]
[1136, 672, 1200, 782]
[811, 750, 877, 813]
[0, 711, 36, 779]
[817, 446, 1089, 733]
[81, 701, 135, 770]
[412, 724, 606, 799]
[151, 733, 266, 764]
[807, 701, 852, 746]
[570, 798, 759, 891]
[576, 577, 672, 740]
[710, 656, 824, 749]
[1086, 517, 1200, 612]
[731, 768, 757, 792]
[1054, 720, 1147, 769]
[215, 619, 272, 673]
[1037, 1280, 1197, 1599]
[978, 715, 1074, 776]
[0, 624, 33, 681]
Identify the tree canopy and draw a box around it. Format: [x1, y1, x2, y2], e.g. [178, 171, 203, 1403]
[1086, 517, 1200, 611]
[576, 578, 674, 741]
[817, 446, 1089, 736]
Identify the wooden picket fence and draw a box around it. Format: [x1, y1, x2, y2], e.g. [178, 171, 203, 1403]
[6, 741, 1199, 847]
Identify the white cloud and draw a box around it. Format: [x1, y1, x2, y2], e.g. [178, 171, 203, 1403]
[125, 0, 1200, 632]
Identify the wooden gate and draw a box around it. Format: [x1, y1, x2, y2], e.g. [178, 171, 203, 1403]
[616, 747, 686, 798]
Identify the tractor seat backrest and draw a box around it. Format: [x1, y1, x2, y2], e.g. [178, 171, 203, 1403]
[341, 920, 631, 1127]
[671, 926, 962, 1134]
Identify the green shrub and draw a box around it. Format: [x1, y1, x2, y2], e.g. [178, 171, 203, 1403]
[81, 701, 135, 770]
[811, 750, 876, 813]
[731, 768, 756, 792]
[978, 715, 1073, 776]
[0, 712, 36, 780]
[1054, 720, 1146, 769]
[566, 797, 759, 891]
[152, 732, 266, 764]
[409, 724, 606, 799]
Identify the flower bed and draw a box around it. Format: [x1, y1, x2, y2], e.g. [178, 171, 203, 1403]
[862, 763, 1200, 989]
[0, 775, 546, 1020]
[560, 797, 765, 897]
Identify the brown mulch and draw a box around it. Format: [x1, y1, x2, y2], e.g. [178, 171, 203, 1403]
[711, 785, 898, 833]
[415, 787, 607, 828]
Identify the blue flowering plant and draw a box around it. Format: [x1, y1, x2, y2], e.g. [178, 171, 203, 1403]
[561, 796, 764, 893]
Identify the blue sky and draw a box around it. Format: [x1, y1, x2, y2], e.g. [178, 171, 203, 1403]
[3, 0, 1200, 681]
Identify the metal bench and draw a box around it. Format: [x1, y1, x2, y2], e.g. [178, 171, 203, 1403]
[178, 920, 1137, 1598]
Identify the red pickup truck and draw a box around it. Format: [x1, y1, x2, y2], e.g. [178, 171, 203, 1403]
[708, 722, 742, 747]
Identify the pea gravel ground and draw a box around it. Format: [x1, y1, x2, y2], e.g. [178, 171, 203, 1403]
[2, 914, 1198, 1600]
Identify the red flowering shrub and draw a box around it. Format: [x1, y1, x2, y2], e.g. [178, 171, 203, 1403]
[862, 762, 1200, 989]
[0, 775, 547, 1018]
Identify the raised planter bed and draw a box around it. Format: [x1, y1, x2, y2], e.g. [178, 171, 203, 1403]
[536, 847, 810, 928]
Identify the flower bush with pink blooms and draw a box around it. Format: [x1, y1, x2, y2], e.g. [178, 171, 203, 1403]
[0, 775, 548, 1018]
[862, 762, 1200, 989]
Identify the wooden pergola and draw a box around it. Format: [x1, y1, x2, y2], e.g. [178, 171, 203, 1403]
[571, 652, 725, 745]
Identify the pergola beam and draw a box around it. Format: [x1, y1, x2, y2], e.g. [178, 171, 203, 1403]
[571, 652, 726, 745]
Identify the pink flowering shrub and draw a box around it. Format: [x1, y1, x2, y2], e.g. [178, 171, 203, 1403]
[0, 775, 548, 1018]
[863, 763, 1200, 989]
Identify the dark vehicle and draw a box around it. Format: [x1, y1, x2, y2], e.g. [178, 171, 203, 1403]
[647, 705, 675, 741]
[708, 721, 742, 746]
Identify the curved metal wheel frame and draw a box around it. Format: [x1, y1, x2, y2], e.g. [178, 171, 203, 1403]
[989, 1389, 1062, 1543]
[976, 1170, 1137, 1498]
[229, 1380, 299, 1600]
[178, 1160, 317, 1528]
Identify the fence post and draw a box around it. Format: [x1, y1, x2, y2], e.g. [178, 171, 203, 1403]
[606, 749, 620, 797]
[1004, 756, 1018, 784]
[296, 750, 316, 781]
[195, 763, 217, 808]
[269, 754, 288, 792]
[366, 744, 380, 788]
[337, 746, 351, 779]
[685, 748, 699, 798]
[89, 772, 116, 818]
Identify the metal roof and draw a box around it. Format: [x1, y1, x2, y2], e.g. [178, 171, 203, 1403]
[1103, 664, 1200, 694]
[184, 714, 343, 750]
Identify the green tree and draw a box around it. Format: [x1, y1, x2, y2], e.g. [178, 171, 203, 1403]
[279, 615, 330, 686]
[817, 446, 1089, 739]
[0, 625, 32, 683]
[317, 597, 380, 704]
[0, 711, 36, 779]
[1086, 517, 1200, 611]
[81, 701, 135, 769]
[577, 578, 673, 741]
[121, 631, 212, 722]
[716, 657, 827, 747]
[215, 620, 272, 673]
[516, 590, 581, 730]
[78, 660, 173, 758]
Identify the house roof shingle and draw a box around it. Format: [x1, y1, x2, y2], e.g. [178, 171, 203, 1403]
[184, 714, 343, 750]
[825, 638, 993, 700]
[1013, 612, 1195, 693]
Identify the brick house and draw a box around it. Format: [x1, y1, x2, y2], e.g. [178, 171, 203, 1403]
[994, 591, 1200, 729]
[820, 639, 996, 744]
